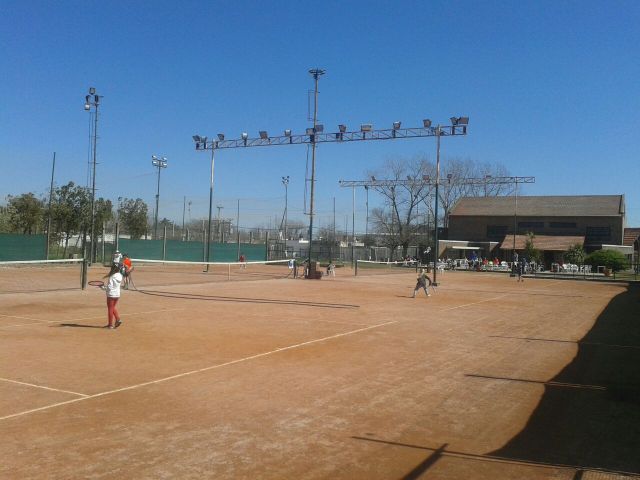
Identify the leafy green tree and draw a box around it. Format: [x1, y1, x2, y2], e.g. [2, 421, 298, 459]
[524, 232, 542, 263]
[563, 244, 586, 264]
[585, 249, 629, 272]
[0, 205, 11, 232]
[94, 198, 114, 231]
[48, 182, 91, 256]
[7, 193, 44, 234]
[119, 198, 149, 239]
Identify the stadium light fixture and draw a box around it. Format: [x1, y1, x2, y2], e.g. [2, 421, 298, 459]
[284, 129, 291, 136]
[306, 127, 315, 135]
[315, 124, 324, 133]
[192, 135, 201, 142]
[217, 133, 225, 141]
[339, 124, 347, 133]
[259, 131, 268, 139]
[361, 124, 372, 132]
[393, 121, 401, 130]
[241, 132, 249, 140]
[423, 119, 432, 128]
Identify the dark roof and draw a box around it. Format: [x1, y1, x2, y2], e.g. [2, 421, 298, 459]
[500, 235, 585, 251]
[450, 195, 624, 217]
[623, 228, 640, 246]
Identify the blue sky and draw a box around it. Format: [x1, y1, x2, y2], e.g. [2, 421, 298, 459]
[1, 0, 638, 232]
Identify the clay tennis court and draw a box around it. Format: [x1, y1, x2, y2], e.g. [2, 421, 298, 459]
[1, 266, 638, 479]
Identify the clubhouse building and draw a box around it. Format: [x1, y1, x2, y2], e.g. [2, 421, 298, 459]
[443, 195, 632, 266]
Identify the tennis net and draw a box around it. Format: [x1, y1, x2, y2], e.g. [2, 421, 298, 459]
[355, 259, 419, 276]
[0, 258, 85, 294]
[123, 258, 294, 289]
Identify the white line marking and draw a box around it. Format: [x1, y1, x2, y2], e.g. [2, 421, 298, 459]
[0, 320, 397, 421]
[0, 313, 49, 322]
[0, 377, 88, 397]
[0, 308, 184, 329]
[440, 294, 509, 312]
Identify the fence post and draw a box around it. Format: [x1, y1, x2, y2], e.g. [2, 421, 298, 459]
[265, 231, 269, 261]
[101, 222, 105, 264]
[202, 228, 206, 262]
[162, 225, 167, 261]
[355, 259, 359, 276]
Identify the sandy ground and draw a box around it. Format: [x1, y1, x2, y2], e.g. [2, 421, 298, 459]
[1, 268, 638, 479]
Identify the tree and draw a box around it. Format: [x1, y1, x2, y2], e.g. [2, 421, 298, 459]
[368, 157, 432, 258]
[585, 249, 628, 272]
[118, 198, 149, 239]
[523, 232, 542, 263]
[564, 244, 586, 265]
[48, 182, 91, 257]
[7, 193, 44, 234]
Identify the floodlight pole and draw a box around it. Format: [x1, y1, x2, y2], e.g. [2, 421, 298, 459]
[152, 156, 167, 239]
[282, 176, 289, 242]
[352, 185, 356, 267]
[307, 68, 325, 275]
[206, 148, 215, 270]
[433, 126, 441, 286]
[84, 87, 100, 264]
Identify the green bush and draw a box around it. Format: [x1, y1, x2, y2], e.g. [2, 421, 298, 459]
[584, 249, 629, 272]
[563, 244, 586, 264]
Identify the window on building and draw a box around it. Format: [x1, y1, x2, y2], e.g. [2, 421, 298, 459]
[487, 225, 508, 239]
[586, 226, 611, 241]
[550, 222, 577, 228]
[518, 221, 544, 229]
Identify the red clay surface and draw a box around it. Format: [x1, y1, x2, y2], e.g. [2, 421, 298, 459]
[1, 266, 639, 479]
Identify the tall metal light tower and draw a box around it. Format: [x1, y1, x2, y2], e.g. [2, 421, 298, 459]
[307, 68, 325, 268]
[84, 87, 101, 263]
[151, 155, 168, 239]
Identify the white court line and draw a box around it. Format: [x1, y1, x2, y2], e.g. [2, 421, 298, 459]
[0, 308, 184, 329]
[440, 294, 509, 312]
[0, 377, 88, 397]
[0, 313, 50, 322]
[0, 320, 397, 422]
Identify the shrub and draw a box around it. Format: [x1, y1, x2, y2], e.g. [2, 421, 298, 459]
[563, 244, 586, 264]
[584, 249, 629, 272]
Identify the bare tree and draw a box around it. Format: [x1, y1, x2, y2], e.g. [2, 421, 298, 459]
[367, 156, 433, 258]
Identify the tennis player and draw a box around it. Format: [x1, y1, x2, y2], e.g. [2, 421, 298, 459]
[122, 254, 135, 289]
[103, 263, 123, 329]
[412, 268, 432, 298]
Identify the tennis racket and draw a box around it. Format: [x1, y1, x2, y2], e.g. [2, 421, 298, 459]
[88, 280, 105, 287]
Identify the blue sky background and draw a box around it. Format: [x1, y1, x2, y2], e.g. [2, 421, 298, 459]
[1, 0, 638, 232]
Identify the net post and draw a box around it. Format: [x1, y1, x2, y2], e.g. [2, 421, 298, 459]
[81, 258, 88, 290]
[355, 259, 359, 276]
[228, 263, 231, 280]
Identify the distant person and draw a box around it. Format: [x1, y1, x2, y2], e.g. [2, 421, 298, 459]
[102, 262, 123, 329]
[412, 268, 432, 298]
[122, 254, 135, 290]
[239, 254, 247, 269]
[112, 250, 123, 265]
[326, 262, 336, 277]
[516, 257, 525, 282]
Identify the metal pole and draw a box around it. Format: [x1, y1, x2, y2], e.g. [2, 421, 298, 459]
[46, 152, 56, 260]
[162, 224, 167, 260]
[433, 126, 441, 286]
[89, 100, 99, 264]
[205, 149, 215, 270]
[154, 163, 161, 239]
[236, 199, 241, 261]
[284, 181, 288, 243]
[182, 196, 186, 241]
[513, 180, 518, 257]
[307, 68, 324, 275]
[365, 185, 369, 238]
[352, 185, 355, 267]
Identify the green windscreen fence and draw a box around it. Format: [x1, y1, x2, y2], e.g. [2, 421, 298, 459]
[116, 239, 266, 262]
[0, 234, 47, 261]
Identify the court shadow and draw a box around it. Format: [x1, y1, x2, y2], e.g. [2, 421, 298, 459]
[488, 284, 640, 473]
[135, 289, 359, 310]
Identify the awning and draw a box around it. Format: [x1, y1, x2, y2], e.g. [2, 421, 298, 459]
[500, 235, 585, 251]
[450, 246, 483, 250]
